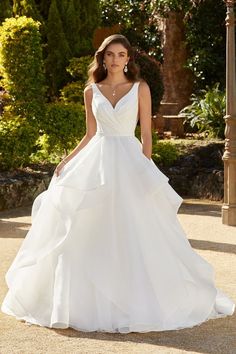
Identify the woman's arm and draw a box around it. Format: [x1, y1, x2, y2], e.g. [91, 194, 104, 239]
[55, 86, 97, 176]
[138, 81, 152, 160]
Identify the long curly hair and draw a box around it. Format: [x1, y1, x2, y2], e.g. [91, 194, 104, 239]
[87, 34, 140, 85]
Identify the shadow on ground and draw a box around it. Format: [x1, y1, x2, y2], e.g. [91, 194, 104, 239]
[179, 200, 222, 218]
[51, 313, 236, 354]
[188, 239, 236, 255]
[0, 220, 30, 239]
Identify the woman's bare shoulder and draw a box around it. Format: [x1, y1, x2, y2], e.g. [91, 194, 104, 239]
[84, 84, 93, 100]
[137, 80, 151, 94]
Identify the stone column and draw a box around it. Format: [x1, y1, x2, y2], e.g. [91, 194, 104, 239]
[222, 0, 236, 226]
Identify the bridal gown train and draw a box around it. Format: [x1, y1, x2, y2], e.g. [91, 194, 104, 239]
[1, 82, 235, 333]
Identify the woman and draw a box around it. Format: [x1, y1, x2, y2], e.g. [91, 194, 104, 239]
[1, 34, 235, 333]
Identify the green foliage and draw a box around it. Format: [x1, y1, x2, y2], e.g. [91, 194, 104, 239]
[60, 82, 84, 105]
[62, 0, 80, 56]
[135, 125, 179, 166]
[100, 0, 162, 59]
[41, 102, 86, 154]
[152, 141, 179, 167]
[152, 0, 226, 90]
[30, 133, 60, 164]
[100, 0, 226, 91]
[153, 0, 192, 15]
[184, 0, 226, 91]
[66, 56, 92, 80]
[76, 0, 101, 55]
[45, 0, 71, 97]
[13, 0, 42, 22]
[0, 115, 38, 169]
[35, 0, 50, 20]
[60, 56, 92, 104]
[180, 83, 226, 139]
[0, 0, 12, 24]
[0, 16, 46, 169]
[135, 51, 164, 114]
[0, 16, 46, 125]
[44, 1, 99, 96]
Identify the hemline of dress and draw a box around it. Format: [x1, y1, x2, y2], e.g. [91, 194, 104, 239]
[1, 304, 234, 334]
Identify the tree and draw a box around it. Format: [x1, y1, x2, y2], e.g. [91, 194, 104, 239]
[35, 0, 50, 20]
[152, 0, 226, 90]
[184, 0, 226, 90]
[0, 0, 12, 24]
[78, 0, 100, 55]
[58, 0, 100, 57]
[63, 0, 81, 56]
[45, 0, 71, 97]
[100, 0, 162, 59]
[101, 0, 226, 91]
[13, 0, 42, 22]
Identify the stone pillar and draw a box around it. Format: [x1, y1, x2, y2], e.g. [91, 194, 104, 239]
[222, 0, 236, 226]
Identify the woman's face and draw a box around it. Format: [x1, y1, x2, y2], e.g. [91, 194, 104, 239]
[103, 43, 129, 73]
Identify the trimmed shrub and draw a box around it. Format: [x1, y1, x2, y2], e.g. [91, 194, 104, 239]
[41, 102, 86, 155]
[0, 16, 46, 169]
[152, 141, 179, 167]
[0, 16, 46, 125]
[66, 56, 92, 81]
[135, 125, 179, 167]
[60, 82, 84, 105]
[0, 114, 38, 169]
[60, 56, 92, 105]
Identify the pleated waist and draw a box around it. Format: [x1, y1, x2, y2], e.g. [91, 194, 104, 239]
[95, 131, 135, 137]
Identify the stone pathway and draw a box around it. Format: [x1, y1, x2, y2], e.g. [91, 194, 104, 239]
[0, 200, 235, 354]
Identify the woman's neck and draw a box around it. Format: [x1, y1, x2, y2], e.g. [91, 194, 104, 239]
[104, 72, 129, 85]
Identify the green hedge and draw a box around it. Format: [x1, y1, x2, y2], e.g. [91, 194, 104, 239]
[0, 16, 46, 169]
[40, 102, 86, 155]
[152, 141, 179, 167]
[0, 16, 46, 125]
[0, 114, 38, 169]
[60, 56, 92, 105]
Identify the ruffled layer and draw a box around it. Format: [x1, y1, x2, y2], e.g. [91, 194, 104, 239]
[1, 134, 235, 333]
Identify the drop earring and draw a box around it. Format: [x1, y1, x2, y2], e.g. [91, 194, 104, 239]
[103, 62, 107, 71]
[124, 63, 128, 73]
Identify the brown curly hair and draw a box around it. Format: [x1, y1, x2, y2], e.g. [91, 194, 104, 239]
[87, 34, 140, 85]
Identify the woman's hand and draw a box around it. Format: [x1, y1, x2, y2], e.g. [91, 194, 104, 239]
[54, 160, 67, 177]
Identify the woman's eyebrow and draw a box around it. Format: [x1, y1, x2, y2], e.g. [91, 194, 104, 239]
[106, 50, 126, 54]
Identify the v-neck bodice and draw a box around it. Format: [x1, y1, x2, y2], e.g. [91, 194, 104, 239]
[94, 83, 136, 110]
[91, 81, 140, 137]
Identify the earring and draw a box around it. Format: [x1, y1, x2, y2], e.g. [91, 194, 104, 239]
[103, 62, 107, 71]
[124, 63, 128, 73]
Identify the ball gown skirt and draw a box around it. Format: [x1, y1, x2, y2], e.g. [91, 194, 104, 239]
[1, 82, 235, 333]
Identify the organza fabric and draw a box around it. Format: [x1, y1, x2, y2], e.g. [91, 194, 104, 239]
[1, 82, 235, 333]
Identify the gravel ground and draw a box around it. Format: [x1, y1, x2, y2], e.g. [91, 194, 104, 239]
[0, 199, 235, 354]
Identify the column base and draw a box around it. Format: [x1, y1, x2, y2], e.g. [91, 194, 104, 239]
[222, 204, 236, 226]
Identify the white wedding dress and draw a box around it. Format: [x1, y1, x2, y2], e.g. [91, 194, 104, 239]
[1, 82, 235, 333]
